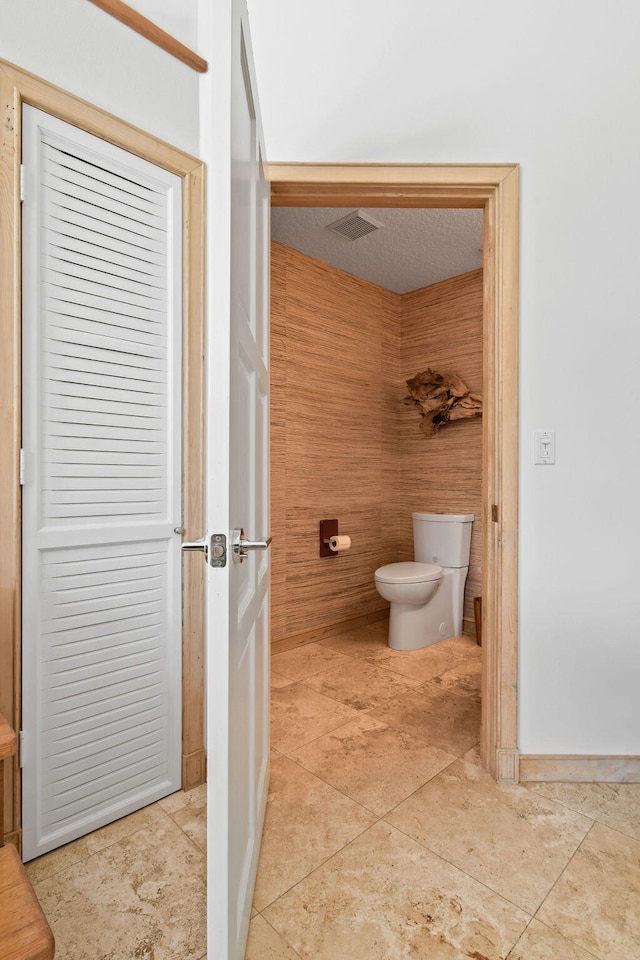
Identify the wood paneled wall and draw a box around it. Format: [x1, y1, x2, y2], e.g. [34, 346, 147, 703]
[270, 242, 482, 644]
[399, 270, 484, 628]
[270, 242, 394, 641]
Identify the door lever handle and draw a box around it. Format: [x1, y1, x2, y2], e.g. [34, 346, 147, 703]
[181, 537, 208, 557]
[181, 534, 227, 567]
[232, 528, 272, 563]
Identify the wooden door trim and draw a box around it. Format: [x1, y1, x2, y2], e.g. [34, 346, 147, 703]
[0, 59, 206, 842]
[267, 161, 519, 782]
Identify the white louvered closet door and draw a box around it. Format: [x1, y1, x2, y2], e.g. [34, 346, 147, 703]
[21, 106, 183, 861]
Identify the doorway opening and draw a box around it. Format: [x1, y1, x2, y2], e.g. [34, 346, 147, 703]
[267, 163, 519, 782]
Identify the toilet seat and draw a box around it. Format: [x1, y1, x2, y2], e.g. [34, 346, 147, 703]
[375, 561, 442, 584]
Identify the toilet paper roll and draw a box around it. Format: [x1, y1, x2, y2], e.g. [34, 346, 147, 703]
[329, 535, 351, 552]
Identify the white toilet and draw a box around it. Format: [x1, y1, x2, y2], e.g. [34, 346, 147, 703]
[374, 512, 474, 650]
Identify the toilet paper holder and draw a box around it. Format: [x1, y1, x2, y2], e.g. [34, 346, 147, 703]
[319, 519, 351, 557]
[319, 519, 339, 557]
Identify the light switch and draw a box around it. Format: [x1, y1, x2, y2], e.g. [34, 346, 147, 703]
[534, 430, 556, 464]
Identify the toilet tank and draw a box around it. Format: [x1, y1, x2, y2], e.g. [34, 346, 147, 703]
[412, 513, 474, 568]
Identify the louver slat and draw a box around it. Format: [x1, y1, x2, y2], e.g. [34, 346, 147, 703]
[21, 107, 182, 860]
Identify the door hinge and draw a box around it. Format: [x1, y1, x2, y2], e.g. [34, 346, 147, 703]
[20, 163, 25, 203]
[19, 730, 25, 768]
[19, 448, 26, 485]
[491, 504, 499, 523]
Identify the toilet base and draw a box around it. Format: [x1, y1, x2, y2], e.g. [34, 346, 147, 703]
[386, 567, 465, 651]
[388, 602, 453, 651]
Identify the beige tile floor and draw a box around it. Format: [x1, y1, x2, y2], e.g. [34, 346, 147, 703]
[26, 784, 207, 960]
[27, 619, 640, 959]
[249, 620, 640, 960]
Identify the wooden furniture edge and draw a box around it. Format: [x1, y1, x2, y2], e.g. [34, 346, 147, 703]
[0, 844, 56, 959]
[520, 755, 640, 783]
[86, 0, 208, 72]
[0, 712, 55, 959]
[0, 716, 17, 763]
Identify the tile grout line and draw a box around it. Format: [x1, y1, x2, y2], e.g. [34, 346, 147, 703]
[506, 915, 603, 960]
[252, 913, 306, 960]
[380, 814, 538, 921]
[521, 785, 640, 846]
[27, 803, 176, 884]
[529, 820, 601, 935]
[255, 813, 381, 915]
[281, 743, 458, 821]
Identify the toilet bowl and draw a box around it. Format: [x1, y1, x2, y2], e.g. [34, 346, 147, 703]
[374, 513, 474, 651]
[374, 561, 442, 606]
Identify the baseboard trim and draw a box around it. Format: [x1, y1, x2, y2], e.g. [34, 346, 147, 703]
[496, 749, 519, 784]
[519, 755, 640, 783]
[271, 608, 389, 654]
[462, 615, 478, 642]
[182, 748, 207, 790]
[5, 829, 20, 852]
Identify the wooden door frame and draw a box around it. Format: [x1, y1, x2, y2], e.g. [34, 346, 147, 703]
[0, 59, 206, 846]
[267, 163, 520, 783]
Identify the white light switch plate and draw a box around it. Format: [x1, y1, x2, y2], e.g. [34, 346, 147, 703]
[534, 430, 556, 464]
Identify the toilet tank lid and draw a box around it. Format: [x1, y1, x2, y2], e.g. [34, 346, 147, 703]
[375, 561, 442, 583]
[412, 512, 474, 522]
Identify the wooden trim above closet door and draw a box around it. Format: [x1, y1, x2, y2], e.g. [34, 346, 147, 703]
[0, 58, 206, 844]
[268, 161, 520, 783]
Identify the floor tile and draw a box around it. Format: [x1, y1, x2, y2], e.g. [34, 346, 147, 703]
[30, 816, 206, 960]
[25, 801, 170, 884]
[460, 743, 482, 767]
[319, 620, 390, 660]
[369, 635, 479, 683]
[302, 658, 422, 711]
[245, 915, 303, 960]
[525, 780, 640, 842]
[170, 793, 207, 854]
[272, 642, 353, 681]
[158, 783, 207, 815]
[430, 656, 481, 701]
[252, 755, 375, 911]
[507, 919, 597, 960]
[270, 682, 361, 754]
[290, 714, 456, 816]
[271, 670, 296, 689]
[537, 822, 640, 960]
[368, 682, 480, 756]
[387, 759, 592, 913]
[263, 820, 530, 960]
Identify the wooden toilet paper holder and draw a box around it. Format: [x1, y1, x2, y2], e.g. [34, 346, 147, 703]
[319, 519, 339, 558]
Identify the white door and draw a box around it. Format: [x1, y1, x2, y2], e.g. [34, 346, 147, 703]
[21, 106, 183, 861]
[199, 0, 271, 956]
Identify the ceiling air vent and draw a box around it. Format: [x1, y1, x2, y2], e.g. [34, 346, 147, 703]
[325, 209, 384, 241]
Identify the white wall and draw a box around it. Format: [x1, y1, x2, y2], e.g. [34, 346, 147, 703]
[247, 0, 640, 755]
[0, 0, 200, 156]
[3, 0, 638, 756]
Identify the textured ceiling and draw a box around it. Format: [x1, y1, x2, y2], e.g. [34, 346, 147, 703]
[271, 207, 484, 294]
